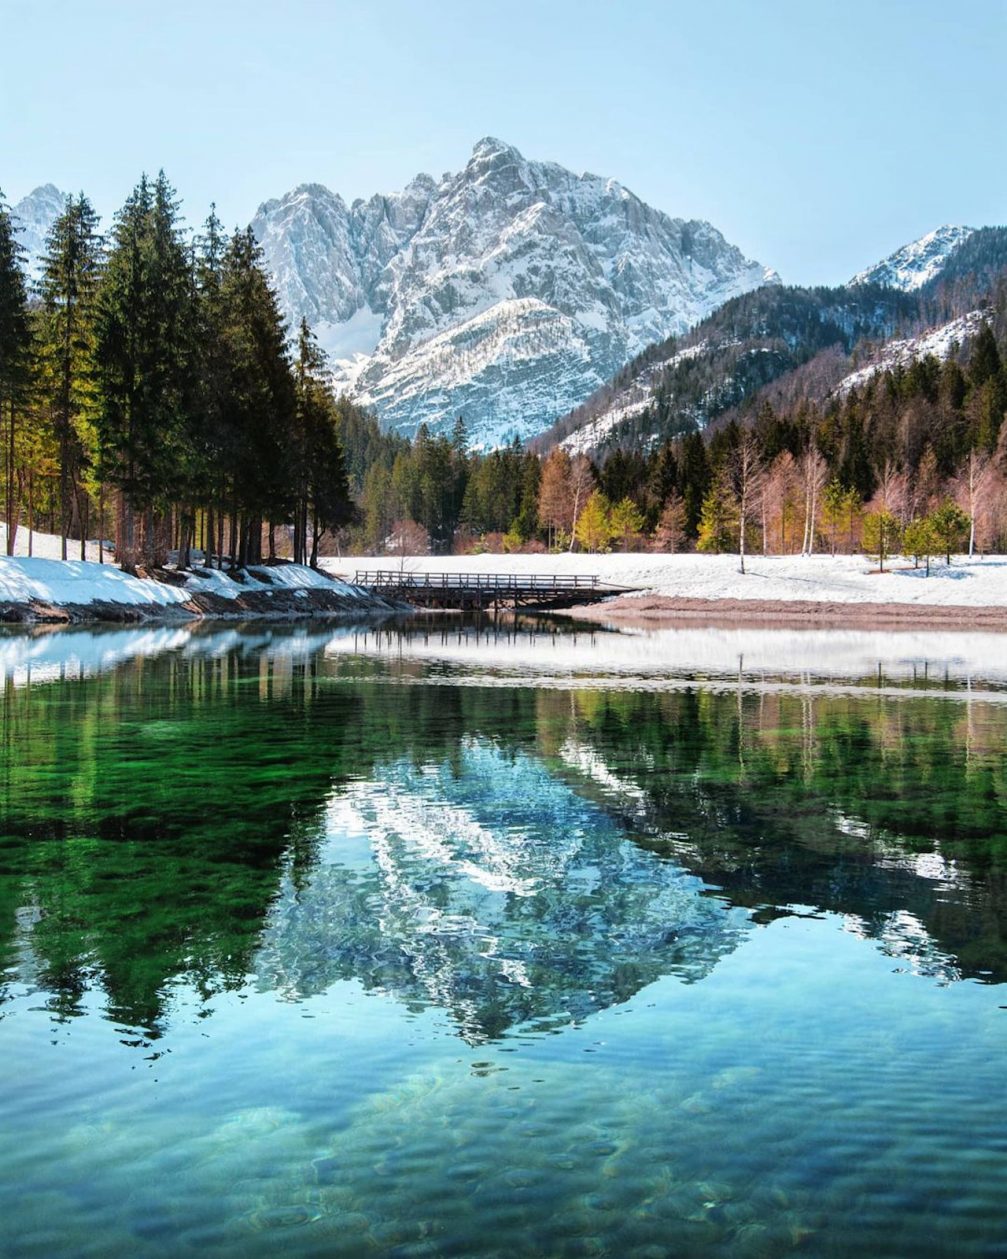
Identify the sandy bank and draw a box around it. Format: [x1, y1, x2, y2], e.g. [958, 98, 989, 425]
[565, 594, 1007, 632]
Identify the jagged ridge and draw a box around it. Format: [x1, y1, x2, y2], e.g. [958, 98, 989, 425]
[251, 138, 777, 447]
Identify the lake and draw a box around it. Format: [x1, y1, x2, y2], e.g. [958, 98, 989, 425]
[2, 618, 1006, 1257]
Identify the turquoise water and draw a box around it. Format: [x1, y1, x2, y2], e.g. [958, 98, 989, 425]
[2, 620, 1006, 1257]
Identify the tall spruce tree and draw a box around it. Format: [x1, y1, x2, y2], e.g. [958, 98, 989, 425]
[0, 192, 34, 556]
[217, 225, 295, 564]
[37, 193, 103, 559]
[189, 205, 229, 567]
[94, 173, 197, 567]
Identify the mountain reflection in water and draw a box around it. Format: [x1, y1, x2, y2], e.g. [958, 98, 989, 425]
[1, 620, 1005, 1045]
[255, 739, 749, 1042]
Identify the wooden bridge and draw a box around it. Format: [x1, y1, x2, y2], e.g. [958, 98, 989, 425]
[352, 570, 635, 611]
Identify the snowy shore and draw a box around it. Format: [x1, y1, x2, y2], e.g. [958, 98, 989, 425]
[325, 552, 1007, 627]
[0, 531, 400, 625]
[5, 541, 1007, 628]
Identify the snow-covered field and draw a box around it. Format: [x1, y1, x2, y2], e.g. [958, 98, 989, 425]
[0, 554, 355, 612]
[326, 552, 1007, 609]
[0, 557, 195, 611]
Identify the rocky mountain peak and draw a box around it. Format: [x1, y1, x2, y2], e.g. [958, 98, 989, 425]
[850, 224, 975, 291]
[11, 184, 69, 277]
[251, 140, 777, 445]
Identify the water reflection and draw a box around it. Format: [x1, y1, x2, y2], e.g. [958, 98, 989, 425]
[1, 621, 1006, 1046]
[256, 739, 750, 1042]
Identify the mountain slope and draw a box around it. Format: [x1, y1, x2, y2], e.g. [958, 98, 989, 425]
[850, 225, 975, 291]
[542, 225, 1007, 455]
[252, 138, 777, 446]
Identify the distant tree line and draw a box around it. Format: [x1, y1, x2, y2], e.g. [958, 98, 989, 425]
[346, 315, 1007, 564]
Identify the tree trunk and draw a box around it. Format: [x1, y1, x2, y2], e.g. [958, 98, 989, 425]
[5, 399, 18, 557]
[205, 507, 215, 570]
[311, 516, 321, 569]
[117, 494, 138, 572]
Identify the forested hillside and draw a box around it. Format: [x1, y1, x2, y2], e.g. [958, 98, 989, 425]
[540, 227, 1007, 456]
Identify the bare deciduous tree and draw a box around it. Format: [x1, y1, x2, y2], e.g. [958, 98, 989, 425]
[734, 431, 764, 574]
[800, 446, 828, 555]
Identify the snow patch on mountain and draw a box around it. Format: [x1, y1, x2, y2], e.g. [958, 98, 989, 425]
[10, 184, 67, 279]
[254, 138, 777, 447]
[850, 225, 974, 291]
[835, 310, 985, 395]
[560, 342, 709, 455]
[351, 297, 599, 443]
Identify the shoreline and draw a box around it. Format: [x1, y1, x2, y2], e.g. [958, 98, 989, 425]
[0, 557, 408, 627]
[565, 594, 1007, 632]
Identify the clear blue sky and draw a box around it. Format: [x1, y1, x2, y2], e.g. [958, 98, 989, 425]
[2, 0, 1003, 284]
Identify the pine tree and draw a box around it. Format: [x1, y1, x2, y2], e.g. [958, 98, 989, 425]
[293, 318, 355, 565]
[862, 510, 899, 572]
[821, 479, 846, 555]
[0, 191, 34, 556]
[927, 500, 970, 565]
[37, 193, 103, 559]
[903, 517, 938, 574]
[216, 225, 296, 564]
[94, 173, 197, 567]
[190, 205, 229, 566]
[696, 466, 739, 554]
[574, 489, 612, 553]
[609, 496, 644, 551]
[679, 432, 711, 538]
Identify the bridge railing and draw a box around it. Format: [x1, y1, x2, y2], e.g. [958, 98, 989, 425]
[354, 571, 601, 591]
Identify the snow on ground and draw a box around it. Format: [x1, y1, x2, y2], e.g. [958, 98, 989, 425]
[560, 342, 709, 456]
[0, 523, 104, 561]
[325, 552, 1007, 609]
[849, 225, 975, 291]
[835, 311, 985, 396]
[0, 525, 364, 615]
[0, 557, 195, 611]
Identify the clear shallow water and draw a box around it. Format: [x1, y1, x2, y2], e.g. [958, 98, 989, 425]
[2, 620, 1007, 1258]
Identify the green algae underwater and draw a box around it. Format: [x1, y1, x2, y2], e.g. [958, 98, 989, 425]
[2, 621, 1006, 1258]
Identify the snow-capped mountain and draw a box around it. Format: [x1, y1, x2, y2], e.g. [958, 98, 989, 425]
[10, 184, 67, 279]
[850, 225, 975, 291]
[253, 138, 778, 446]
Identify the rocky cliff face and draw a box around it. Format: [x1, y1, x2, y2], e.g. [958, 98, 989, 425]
[252, 138, 777, 446]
